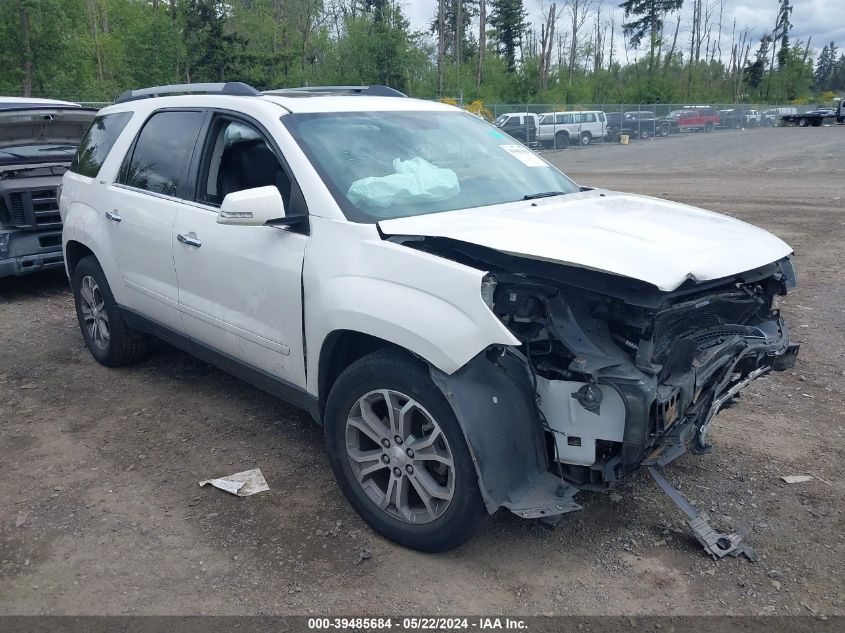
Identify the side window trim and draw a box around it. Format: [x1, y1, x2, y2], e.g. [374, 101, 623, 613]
[193, 108, 309, 217]
[116, 107, 208, 200]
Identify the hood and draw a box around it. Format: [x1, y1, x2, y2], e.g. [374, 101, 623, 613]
[0, 107, 96, 162]
[377, 190, 793, 292]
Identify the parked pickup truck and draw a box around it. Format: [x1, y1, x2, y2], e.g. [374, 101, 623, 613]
[0, 98, 96, 277]
[780, 102, 845, 127]
[719, 108, 762, 129]
[493, 112, 539, 145]
[667, 107, 720, 133]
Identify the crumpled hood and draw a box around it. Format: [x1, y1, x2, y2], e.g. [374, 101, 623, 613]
[378, 189, 793, 291]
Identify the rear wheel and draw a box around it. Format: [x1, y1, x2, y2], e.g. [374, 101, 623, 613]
[798, 117, 809, 127]
[554, 132, 569, 150]
[705, 122, 714, 133]
[324, 349, 488, 552]
[72, 256, 150, 367]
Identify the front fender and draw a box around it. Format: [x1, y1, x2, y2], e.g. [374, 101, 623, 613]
[303, 217, 519, 395]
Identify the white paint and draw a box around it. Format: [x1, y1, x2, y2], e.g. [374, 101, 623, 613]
[379, 189, 793, 291]
[536, 377, 627, 467]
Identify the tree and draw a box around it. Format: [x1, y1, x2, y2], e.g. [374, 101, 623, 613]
[618, 0, 682, 77]
[814, 41, 837, 91]
[489, 0, 527, 72]
[182, 0, 247, 82]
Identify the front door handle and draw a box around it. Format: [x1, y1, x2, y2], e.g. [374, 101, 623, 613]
[177, 232, 202, 248]
[105, 210, 121, 223]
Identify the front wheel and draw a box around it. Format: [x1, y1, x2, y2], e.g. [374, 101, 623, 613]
[72, 256, 150, 367]
[658, 123, 670, 137]
[324, 349, 488, 552]
[798, 117, 809, 127]
[705, 122, 714, 133]
[580, 131, 592, 145]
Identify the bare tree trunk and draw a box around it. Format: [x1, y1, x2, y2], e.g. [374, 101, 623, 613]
[19, 1, 33, 97]
[85, 0, 105, 83]
[476, 0, 485, 91]
[663, 13, 680, 71]
[437, 0, 445, 96]
[539, 4, 557, 91]
[170, 0, 180, 81]
[455, 0, 462, 88]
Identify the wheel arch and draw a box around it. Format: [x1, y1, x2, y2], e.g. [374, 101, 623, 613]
[317, 329, 399, 421]
[64, 240, 96, 279]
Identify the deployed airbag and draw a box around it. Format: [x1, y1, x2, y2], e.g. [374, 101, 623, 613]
[347, 157, 459, 211]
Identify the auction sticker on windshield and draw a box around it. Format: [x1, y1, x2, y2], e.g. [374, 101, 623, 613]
[499, 143, 547, 167]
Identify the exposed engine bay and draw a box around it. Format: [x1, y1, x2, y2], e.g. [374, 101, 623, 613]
[406, 237, 798, 491]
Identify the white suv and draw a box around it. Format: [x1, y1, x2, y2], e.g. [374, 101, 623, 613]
[61, 83, 799, 552]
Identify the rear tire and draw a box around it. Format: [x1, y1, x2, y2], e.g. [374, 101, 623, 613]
[324, 349, 489, 552]
[705, 122, 714, 133]
[72, 256, 150, 367]
[798, 117, 809, 127]
[554, 132, 569, 150]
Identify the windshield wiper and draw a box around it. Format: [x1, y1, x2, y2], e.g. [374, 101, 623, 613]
[523, 191, 567, 200]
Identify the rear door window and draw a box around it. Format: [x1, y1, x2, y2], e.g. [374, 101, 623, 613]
[119, 110, 205, 198]
[69, 112, 133, 178]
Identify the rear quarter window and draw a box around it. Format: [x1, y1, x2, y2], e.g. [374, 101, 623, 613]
[69, 111, 133, 178]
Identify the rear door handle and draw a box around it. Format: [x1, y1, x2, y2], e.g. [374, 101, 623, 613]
[177, 232, 202, 248]
[105, 210, 121, 223]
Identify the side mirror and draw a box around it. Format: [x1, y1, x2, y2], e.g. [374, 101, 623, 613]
[217, 186, 285, 226]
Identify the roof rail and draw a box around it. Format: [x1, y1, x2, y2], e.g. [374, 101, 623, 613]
[115, 82, 260, 104]
[263, 85, 407, 98]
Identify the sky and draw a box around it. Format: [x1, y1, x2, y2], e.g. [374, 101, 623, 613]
[401, 0, 844, 62]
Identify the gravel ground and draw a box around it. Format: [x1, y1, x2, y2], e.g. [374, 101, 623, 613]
[1, 125, 843, 616]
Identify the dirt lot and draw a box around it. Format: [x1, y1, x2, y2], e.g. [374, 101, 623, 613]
[1, 126, 843, 616]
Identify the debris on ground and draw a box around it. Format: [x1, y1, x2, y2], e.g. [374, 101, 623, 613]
[352, 548, 372, 566]
[199, 468, 270, 497]
[780, 475, 814, 484]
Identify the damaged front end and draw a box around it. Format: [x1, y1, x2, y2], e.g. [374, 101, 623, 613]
[420, 239, 798, 521]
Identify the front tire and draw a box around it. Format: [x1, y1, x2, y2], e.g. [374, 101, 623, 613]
[72, 256, 150, 367]
[580, 131, 592, 145]
[324, 349, 488, 552]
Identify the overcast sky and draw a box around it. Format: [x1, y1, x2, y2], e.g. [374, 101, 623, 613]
[401, 0, 844, 61]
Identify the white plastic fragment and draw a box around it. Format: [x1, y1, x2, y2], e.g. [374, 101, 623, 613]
[199, 468, 270, 497]
[780, 475, 814, 484]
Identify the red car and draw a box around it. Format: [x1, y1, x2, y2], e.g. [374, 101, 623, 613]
[667, 107, 720, 132]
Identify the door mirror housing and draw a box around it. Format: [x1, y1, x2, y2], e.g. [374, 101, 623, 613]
[217, 186, 308, 229]
[217, 186, 285, 226]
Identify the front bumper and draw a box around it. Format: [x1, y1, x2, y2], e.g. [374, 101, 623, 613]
[618, 314, 798, 471]
[0, 229, 64, 277]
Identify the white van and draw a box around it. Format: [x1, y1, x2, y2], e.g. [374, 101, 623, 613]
[537, 111, 607, 148]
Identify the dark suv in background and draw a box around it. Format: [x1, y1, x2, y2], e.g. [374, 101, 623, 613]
[0, 98, 95, 277]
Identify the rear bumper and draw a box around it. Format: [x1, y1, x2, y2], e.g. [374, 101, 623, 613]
[0, 229, 64, 277]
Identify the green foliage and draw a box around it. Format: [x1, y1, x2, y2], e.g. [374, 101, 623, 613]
[0, 0, 833, 105]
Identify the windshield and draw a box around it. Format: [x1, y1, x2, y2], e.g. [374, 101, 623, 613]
[283, 110, 579, 223]
[0, 143, 78, 164]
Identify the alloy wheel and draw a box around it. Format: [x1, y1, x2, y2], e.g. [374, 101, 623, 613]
[345, 389, 455, 524]
[79, 275, 110, 350]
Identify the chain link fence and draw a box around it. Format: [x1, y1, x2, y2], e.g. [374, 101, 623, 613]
[455, 102, 828, 151]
